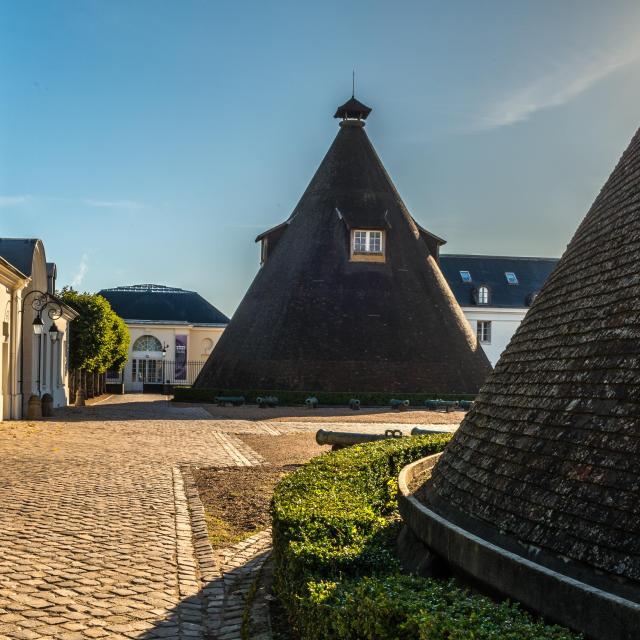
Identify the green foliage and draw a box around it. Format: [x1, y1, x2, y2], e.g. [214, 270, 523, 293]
[271, 436, 581, 640]
[173, 387, 475, 406]
[59, 288, 130, 372]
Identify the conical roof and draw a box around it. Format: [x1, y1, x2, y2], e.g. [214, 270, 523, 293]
[421, 127, 640, 603]
[195, 99, 491, 394]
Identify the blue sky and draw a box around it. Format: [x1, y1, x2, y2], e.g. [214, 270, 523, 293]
[2, 1, 640, 316]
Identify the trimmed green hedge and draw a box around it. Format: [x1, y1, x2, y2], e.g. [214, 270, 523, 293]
[173, 386, 475, 406]
[271, 436, 581, 640]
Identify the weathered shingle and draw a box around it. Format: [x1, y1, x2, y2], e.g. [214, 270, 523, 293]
[421, 126, 640, 598]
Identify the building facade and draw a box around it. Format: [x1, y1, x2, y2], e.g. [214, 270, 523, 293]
[0, 238, 78, 419]
[440, 255, 558, 365]
[98, 284, 229, 392]
[195, 96, 492, 394]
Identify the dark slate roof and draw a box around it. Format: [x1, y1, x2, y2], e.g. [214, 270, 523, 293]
[195, 100, 491, 394]
[420, 125, 640, 601]
[98, 285, 229, 325]
[440, 254, 558, 308]
[334, 96, 372, 120]
[0, 238, 38, 276]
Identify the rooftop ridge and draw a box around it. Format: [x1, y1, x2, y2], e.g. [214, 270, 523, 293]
[440, 254, 559, 262]
[101, 284, 191, 293]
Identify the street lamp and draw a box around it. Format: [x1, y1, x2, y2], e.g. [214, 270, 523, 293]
[20, 290, 63, 400]
[49, 321, 61, 342]
[32, 315, 44, 335]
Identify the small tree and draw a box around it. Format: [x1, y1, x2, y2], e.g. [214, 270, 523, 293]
[59, 288, 130, 400]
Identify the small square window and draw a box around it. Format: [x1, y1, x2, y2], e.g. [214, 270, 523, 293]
[459, 270, 472, 283]
[477, 320, 491, 344]
[505, 271, 518, 285]
[351, 229, 385, 259]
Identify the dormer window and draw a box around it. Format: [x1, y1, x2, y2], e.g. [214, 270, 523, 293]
[351, 229, 385, 262]
[477, 285, 490, 305]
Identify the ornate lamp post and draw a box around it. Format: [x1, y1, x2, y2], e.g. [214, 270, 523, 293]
[20, 290, 63, 404]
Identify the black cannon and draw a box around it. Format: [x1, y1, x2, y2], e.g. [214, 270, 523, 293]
[256, 395, 279, 408]
[348, 398, 361, 410]
[316, 428, 403, 450]
[390, 399, 410, 411]
[458, 400, 475, 411]
[424, 399, 458, 412]
[215, 396, 245, 407]
[305, 396, 319, 409]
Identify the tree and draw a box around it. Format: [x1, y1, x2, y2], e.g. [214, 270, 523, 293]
[59, 288, 130, 398]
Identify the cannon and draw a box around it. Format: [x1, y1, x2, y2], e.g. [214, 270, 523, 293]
[458, 400, 475, 411]
[256, 395, 279, 408]
[411, 426, 452, 436]
[316, 428, 403, 450]
[215, 396, 245, 407]
[305, 396, 319, 409]
[390, 399, 410, 411]
[424, 399, 458, 412]
[348, 398, 361, 410]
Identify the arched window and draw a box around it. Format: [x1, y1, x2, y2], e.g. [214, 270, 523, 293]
[477, 285, 490, 305]
[132, 335, 163, 352]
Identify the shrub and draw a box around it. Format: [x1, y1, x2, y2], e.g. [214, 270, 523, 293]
[173, 386, 475, 406]
[271, 435, 581, 640]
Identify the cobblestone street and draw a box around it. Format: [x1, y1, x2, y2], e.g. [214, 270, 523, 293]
[0, 394, 458, 640]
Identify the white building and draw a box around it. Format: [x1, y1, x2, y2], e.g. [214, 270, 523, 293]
[98, 284, 229, 392]
[440, 255, 558, 366]
[0, 238, 78, 419]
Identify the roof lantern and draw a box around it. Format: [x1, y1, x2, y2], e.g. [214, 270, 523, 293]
[333, 96, 372, 121]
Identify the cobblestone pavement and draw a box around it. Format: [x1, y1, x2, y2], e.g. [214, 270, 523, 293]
[0, 394, 460, 640]
[0, 395, 263, 640]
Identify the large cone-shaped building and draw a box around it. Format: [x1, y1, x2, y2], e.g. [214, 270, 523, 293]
[195, 97, 491, 394]
[406, 127, 640, 638]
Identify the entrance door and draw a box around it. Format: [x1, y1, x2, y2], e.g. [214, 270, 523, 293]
[131, 358, 163, 392]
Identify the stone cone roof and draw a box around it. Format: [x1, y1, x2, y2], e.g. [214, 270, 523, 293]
[422, 126, 640, 600]
[194, 102, 491, 394]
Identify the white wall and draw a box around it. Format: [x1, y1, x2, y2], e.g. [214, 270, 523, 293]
[460, 307, 526, 366]
[121, 323, 225, 391]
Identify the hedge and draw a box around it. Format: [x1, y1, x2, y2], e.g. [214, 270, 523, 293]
[271, 436, 581, 640]
[173, 386, 475, 406]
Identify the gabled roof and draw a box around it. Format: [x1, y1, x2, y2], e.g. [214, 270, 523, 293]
[421, 124, 640, 607]
[98, 284, 229, 326]
[0, 238, 39, 277]
[440, 254, 558, 308]
[195, 97, 491, 394]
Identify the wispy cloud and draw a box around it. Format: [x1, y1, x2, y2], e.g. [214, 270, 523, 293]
[471, 43, 640, 131]
[82, 199, 144, 210]
[0, 195, 31, 207]
[71, 253, 89, 288]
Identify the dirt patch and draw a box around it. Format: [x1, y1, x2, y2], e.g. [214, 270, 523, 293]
[194, 402, 465, 425]
[193, 433, 328, 549]
[241, 432, 330, 466]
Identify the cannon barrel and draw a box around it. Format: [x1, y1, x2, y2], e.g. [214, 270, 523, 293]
[316, 428, 403, 449]
[305, 396, 319, 408]
[424, 399, 459, 412]
[411, 427, 452, 436]
[348, 398, 361, 410]
[215, 396, 245, 407]
[256, 395, 279, 408]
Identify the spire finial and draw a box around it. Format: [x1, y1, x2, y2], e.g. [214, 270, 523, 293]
[352, 69, 355, 98]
